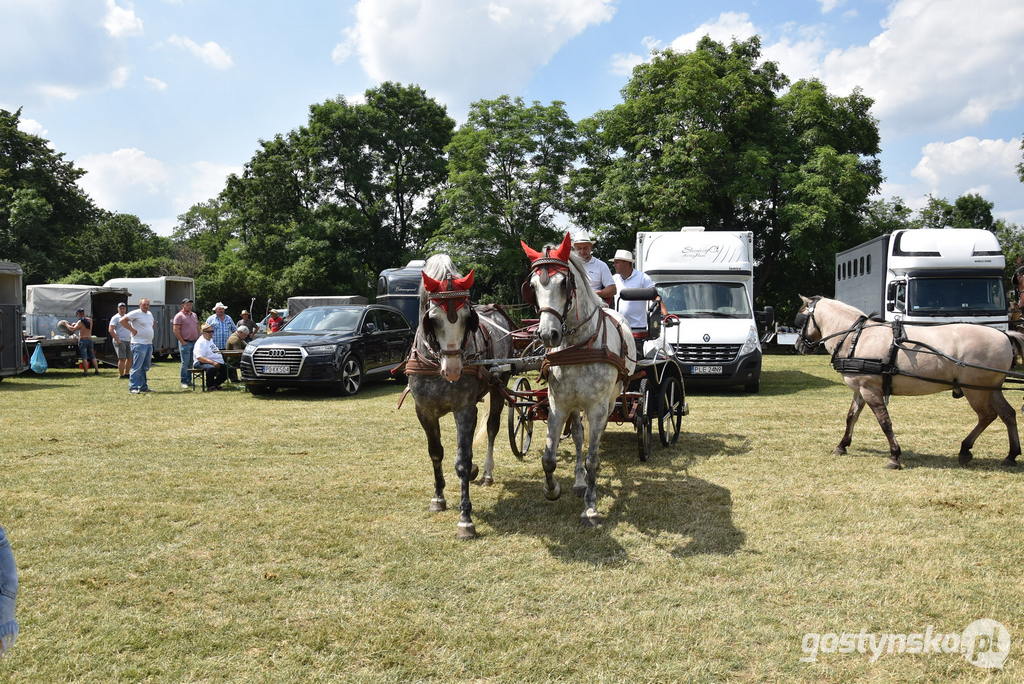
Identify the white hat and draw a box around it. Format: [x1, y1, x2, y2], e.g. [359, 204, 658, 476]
[572, 230, 594, 244]
[612, 249, 634, 263]
[213, 302, 228, 310]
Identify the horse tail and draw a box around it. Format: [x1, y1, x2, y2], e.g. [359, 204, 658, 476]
[1006, 330, 1024, 367]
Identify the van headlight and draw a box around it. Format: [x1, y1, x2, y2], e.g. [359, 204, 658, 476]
[739, 326, 760, 356]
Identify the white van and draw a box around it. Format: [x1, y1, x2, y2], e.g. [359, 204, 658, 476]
[635, 227, 762, 392]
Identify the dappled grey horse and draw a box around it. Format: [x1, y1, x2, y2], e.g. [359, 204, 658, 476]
[521, 233, 636, 525]
[795, 295, 1024, 468]
[404, 255, 513, 539]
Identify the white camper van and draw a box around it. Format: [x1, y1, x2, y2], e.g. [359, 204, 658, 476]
[635, 227, 762, 392]
[835, 228, 1007, 330]
[103, 276, 196, 356]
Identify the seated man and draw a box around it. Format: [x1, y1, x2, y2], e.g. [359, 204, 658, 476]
[224, 326, 250, 382]
[193, 323, 228, 390]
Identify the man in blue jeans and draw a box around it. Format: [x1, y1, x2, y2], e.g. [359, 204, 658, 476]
[121, 298, 156, 394]
[0, 526, 17, 658]
[172, 298, 200, 389]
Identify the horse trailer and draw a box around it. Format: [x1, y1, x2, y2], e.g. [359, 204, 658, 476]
[635, 228, 764, 392]
[103, 276, 195, 356]
[835, 228, 1008, 329]
[0, 262, 26, 379]
[25, 284, 131, 366]
[376, 260, 425, 329]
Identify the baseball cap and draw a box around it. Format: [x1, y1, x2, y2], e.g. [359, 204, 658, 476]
[181, 298, 193, 304]
[117, 302, 127, 307]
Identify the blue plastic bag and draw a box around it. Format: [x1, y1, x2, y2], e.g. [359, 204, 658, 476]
[30, 343, 47, 374]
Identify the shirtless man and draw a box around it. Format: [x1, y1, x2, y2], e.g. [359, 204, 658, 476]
[62, 307, 99, 375]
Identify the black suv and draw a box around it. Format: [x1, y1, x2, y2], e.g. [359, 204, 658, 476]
[240, 305, 413, 396]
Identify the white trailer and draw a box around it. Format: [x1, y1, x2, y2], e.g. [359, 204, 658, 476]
[25, 284, 131, 365]
[835, 228, 1007, 329]
[103, 276, 196, 356]
[635, 227, 763, 392]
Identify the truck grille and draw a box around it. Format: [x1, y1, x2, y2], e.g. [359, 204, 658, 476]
[673, 343, 741, 364]
[251, 347, 304, 376]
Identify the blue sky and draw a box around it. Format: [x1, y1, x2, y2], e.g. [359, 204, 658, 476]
[2, 0, 1022, 235]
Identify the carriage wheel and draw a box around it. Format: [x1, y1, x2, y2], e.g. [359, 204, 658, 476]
[508, 376, 534, 460]
[658, 374, 684, 446]
[635, 379, 652, 461]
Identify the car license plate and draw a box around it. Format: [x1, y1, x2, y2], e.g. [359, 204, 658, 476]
[261, 364, 291, 374]
[692, 365, 722, 375]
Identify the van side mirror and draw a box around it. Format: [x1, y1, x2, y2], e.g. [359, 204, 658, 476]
[886, 282, 897, 312]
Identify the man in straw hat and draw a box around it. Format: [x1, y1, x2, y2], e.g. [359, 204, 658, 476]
[611, 248, 663, 331]
[205, 301, 236, 350]
[572, 230, 616, 306]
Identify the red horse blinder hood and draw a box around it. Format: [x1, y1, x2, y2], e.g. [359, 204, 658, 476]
[422, 270, 474, 323]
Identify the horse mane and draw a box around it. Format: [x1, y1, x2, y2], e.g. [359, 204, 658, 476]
[419, 253, 463, 315]
[820, 296, 866, 319]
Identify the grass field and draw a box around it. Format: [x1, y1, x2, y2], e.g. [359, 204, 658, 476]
[0, 354, 1020, 681]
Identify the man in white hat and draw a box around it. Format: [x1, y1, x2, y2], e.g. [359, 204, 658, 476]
[573, 231, 615, 306]
[611, 249, 662, 330]
[205, 302, 236, 350]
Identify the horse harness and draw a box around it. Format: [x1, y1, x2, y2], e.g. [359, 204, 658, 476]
[526, 251, 633, 385]
[797, 296, 1024, 396]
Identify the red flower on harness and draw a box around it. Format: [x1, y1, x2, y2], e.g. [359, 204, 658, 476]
[422, 270, 474, 320]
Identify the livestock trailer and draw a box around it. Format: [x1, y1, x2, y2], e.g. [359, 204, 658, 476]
[103, 276, 195, 357]
[25, 284, 130, 366]
[0, 262, 25, 379]
[376, 260, 424, 329]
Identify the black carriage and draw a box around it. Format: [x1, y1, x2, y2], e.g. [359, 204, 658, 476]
[502, 288, 688, 461]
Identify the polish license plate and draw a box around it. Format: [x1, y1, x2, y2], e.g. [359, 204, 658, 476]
[261, 364, 291, 374]
[691, 365, 722, 375]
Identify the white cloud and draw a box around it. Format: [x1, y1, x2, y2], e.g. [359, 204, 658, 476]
[17, 117, 47, 137]
[103, 0, 143, 38]
[36, 83, 83, 100]
[77, 148, 170, 211]
[331, 28, 356, 64]
[668, 11, 757, 54]
[144, 76, 168, 91]
[167, 34, 234, 70]
[909, 137, 1024, 219]
[820, 0, 1024, 132]
[172, 161, 241, 213]
[609, 52, 643, 76]
[818, 0, 843, 13]
[339, 0, 615, 114]
[110, 65, 130, 88]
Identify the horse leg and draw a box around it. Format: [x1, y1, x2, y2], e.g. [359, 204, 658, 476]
[416, 407, 446, 512]
[568, 412, 588, 497]
[453, 404, 479, 539]
[480, 388, 503, 486]
[991, 391, 1021, 466]
[835, 391, 866, 455]
[541, 405, 563, 501]
[580, 401, 613, 526]
[863, 388, 902, 469]
[958, 389, 999, 466]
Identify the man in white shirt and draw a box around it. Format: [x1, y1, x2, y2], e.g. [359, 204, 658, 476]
[611, 249, 663, 330]
[120, 298, 156, 394]
[193, 323, 228, 390]
[573, 231, 615, 306]
[107, 302, 132, 379]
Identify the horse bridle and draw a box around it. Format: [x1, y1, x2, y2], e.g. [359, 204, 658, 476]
[423, 281, 473, 358]
[794, 296, 823, 351]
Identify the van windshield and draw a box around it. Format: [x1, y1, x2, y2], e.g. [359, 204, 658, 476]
[655, 282, 752, 319]
[908, 277, 1005, 315]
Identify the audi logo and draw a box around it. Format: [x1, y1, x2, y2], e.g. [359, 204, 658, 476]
[702, 333, 711, 342]
[265, 348, 288, 358]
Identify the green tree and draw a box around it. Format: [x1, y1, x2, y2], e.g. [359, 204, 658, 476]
[70, 212, 173, 273]
[0, 108, 97, 282]
[434, 96, 580, 302]
[571, 38, 882, 312]
[951, 193, 995, 231]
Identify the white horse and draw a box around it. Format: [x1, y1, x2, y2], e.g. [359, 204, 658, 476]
[521, 233, 637, 525]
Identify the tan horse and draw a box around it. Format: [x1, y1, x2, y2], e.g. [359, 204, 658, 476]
[795, 295, 1024, 469]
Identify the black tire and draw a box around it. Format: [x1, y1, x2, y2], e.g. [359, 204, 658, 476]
[635, 379, 652, 461]
[508, 376, 534, 460]
[339, 354, 363, 396]
[658, 374, 684, 446]
[249, 384, 276, 396]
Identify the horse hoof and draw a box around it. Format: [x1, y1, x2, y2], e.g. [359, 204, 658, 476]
[1002, 457, 1018, 467]
[958, 452, 973, 466]
[572, 482, 586, 498]
[469, 464, 480, 481]
[580, 509, 602, 527]
[429, 497, 447, 512]
[544, 481, 561, 501]
[885, 460, 902, 470]
[833, 446, 847, 456]
[480, 475, 494, 486]
[456, 522, 478, 540]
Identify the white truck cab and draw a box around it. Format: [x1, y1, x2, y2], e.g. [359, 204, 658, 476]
[635, 227, 762, 392]
[835, 228, 1008, 330]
